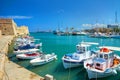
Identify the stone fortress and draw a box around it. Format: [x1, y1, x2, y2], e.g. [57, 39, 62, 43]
[0, 18, 29, 37]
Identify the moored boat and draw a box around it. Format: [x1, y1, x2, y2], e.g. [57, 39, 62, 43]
[62, 41, 98, 69]
[110, 35, 120, 39]
[84, 47, 120, 79]
[14, 48, 40, 54]
[16, 52, 42, 59]
[30, 53, 57, 66]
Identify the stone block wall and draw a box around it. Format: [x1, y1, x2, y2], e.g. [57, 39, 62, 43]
[0, 19, 29, 36]
[0, 19, 17, 36]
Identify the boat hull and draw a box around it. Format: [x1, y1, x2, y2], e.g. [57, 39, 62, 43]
[62, 60, 83, 69]
[86, 69, 116, 79]
[30, 55, 57, 66]
[14, 49, 39, 54]
[30, 58, 55, 66]
[16, 54, 39, 60]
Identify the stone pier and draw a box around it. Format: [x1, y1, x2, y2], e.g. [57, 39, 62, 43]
[0, 36, 44, 80]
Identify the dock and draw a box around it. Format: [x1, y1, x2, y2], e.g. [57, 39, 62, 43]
[0, 36, 44, 80]
[5, 61, 44, 80]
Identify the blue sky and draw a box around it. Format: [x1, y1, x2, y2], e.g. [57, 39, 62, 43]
[0, 0, 120, 32]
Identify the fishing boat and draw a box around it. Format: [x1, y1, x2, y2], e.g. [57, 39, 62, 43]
[15, 36, 34, 43]
[62, 42, 98, 69]
[90, 32, 110, 38]
[30, 53, 57, 66]
[84, 47, 120, 79]
[14, 40, 42, 49]
[14, 48, 40, 54]
[72, 31, 87, 36]
[14, 42, 42, 53]
[110, 35, 120, 39]
[16, 52, 42, 59]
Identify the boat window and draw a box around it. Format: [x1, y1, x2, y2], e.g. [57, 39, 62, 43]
[100, 54, 103, 58]
[76, 46, 79, 50]
[109, 53, 114, 58]
[96, 63, 100, 66]
[104, 54, 108, 59]
[83, 47, 85, 52]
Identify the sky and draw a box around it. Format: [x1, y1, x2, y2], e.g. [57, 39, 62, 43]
[0, 0, 120, 32]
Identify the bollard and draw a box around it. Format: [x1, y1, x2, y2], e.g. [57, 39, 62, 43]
[45, 74, 53, 80]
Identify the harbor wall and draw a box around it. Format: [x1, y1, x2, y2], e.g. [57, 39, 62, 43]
[17, 26, 29, 36]
[0, 19, 44, 80]
[0, 36, 14, 80]
[0, 30, 1, 38]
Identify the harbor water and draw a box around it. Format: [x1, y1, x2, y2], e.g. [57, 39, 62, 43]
[9, 32, 120, 80]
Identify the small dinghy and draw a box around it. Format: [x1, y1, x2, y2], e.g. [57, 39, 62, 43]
[16, 52, 42, 59]
[30, 53, 57, 66]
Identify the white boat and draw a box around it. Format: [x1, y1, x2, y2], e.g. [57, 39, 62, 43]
[30, 53, 57, 66]
[14, 48, 40, 54]
[72, 31, 87, 36]
[90, 32, 110, 38]
[16, 52, 42, 59]
[62, 42, 98, 69]
[84, 47, 120, 79]
[110, 35, 120, 39]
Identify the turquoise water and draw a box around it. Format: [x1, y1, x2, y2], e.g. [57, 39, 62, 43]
[9, 32, 120, 80]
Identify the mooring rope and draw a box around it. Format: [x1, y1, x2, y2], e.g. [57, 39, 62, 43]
[68, 62, 71, 80]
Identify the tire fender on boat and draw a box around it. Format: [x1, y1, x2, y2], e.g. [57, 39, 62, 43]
[117, 67, 120, 72]
[45, 59, 48, 62]
[112, 69, 117, 75]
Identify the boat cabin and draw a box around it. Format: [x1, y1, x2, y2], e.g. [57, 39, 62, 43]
[93, 48, 116, 70]
[76, 44, 90, 53]
[93, 58, 106, 71]
[97, 48, 114, 60]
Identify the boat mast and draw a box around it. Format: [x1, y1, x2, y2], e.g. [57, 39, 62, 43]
[115, 11, 118, 24]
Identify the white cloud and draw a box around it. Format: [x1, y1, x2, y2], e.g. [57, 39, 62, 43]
[93, 23, 107, 27]
[82, 24, 92, 27]
[82, 23, 107, 28]
[0, 16, 32, 19]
